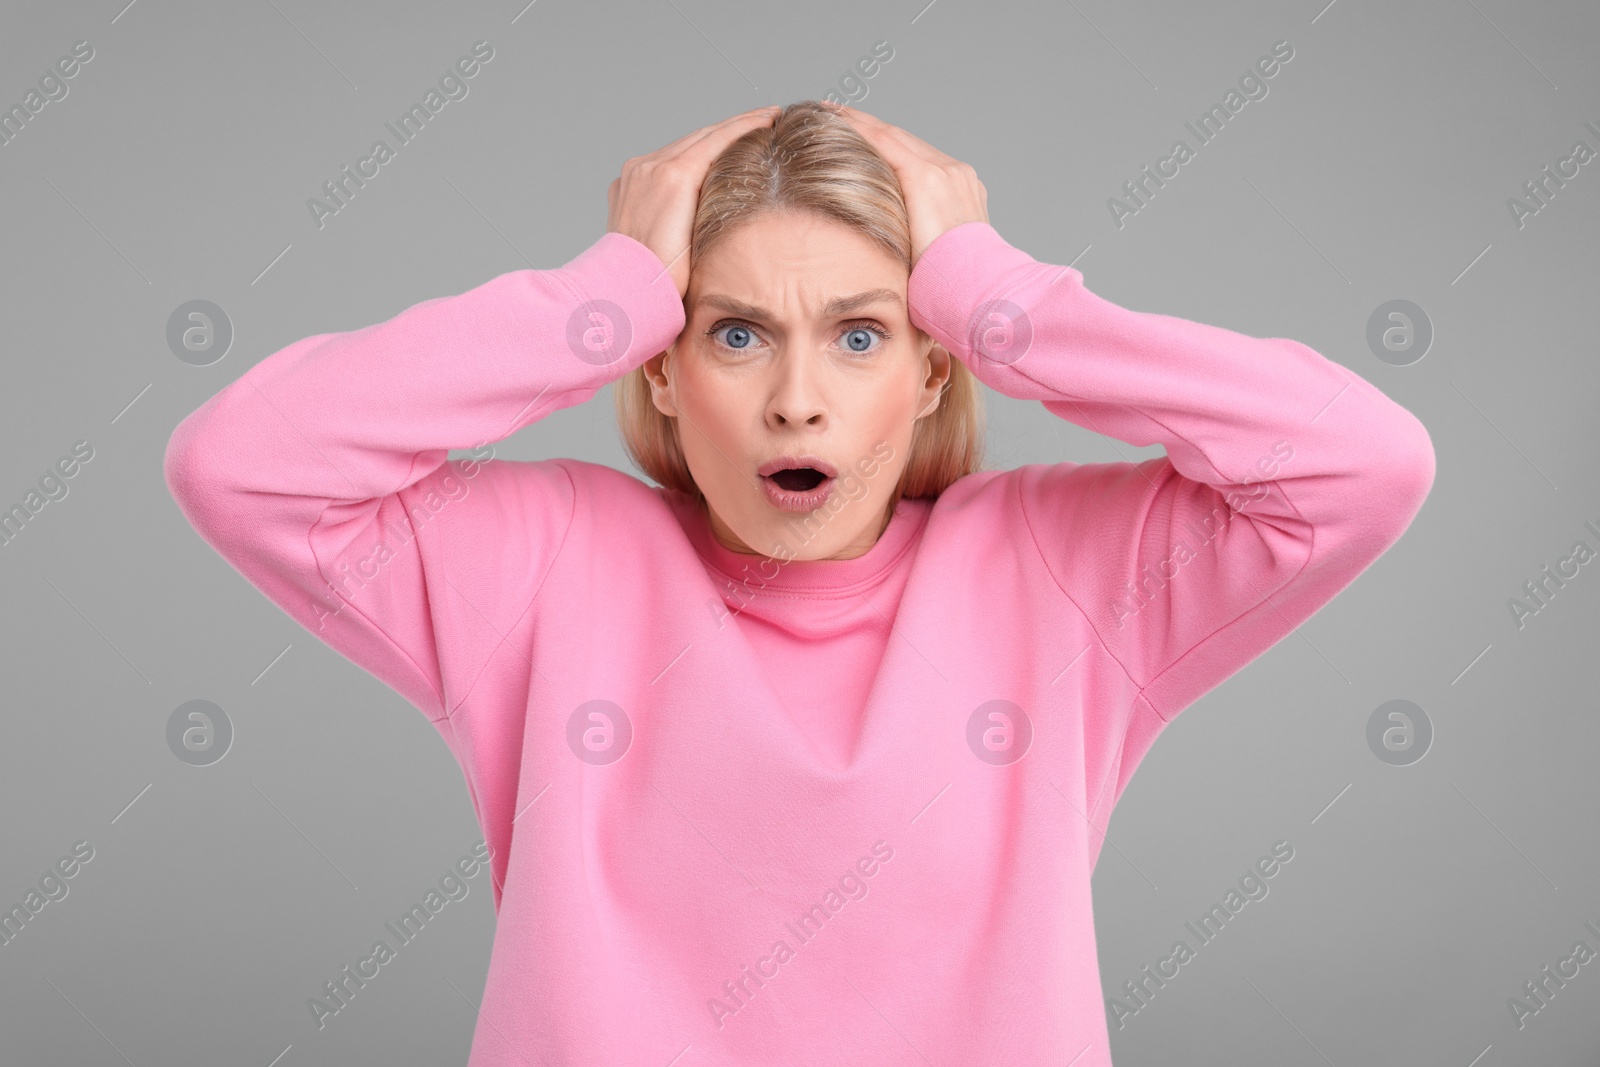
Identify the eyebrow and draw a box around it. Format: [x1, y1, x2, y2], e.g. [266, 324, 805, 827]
[695, 288, 905, 320]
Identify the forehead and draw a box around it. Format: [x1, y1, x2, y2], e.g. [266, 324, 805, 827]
[688, 210, 906, 314]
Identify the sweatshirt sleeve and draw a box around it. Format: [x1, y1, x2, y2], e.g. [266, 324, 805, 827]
[906, 222, 1435, 722]
[162, 232, 686, 723]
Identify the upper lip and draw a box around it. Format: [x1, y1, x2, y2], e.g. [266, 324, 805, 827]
[758, 454, 838, 479]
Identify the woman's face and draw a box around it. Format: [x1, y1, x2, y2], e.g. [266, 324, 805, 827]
[645, 208, 951, 562]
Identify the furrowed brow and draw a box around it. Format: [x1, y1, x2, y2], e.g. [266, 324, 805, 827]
[696, 289, 904, 320]
[822, 289, 904, 317]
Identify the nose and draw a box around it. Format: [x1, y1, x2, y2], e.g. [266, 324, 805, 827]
[765, 353, 828, 429]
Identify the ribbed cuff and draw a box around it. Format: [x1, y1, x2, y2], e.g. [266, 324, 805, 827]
[556, 231, 688, 373]
[907, 222, 1081, 367]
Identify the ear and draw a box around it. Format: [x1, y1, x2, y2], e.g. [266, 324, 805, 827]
[915, 340, 953, 420]
[644, 348, 679, 417]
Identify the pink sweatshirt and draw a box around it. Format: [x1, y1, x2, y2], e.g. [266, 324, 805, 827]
[164, 222, 1434, 1064]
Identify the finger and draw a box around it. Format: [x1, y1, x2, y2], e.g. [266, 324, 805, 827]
[828, 104, 947, 167]
[835, 115, 923, 181]
[827, 104, 906, 158]
[643, 110, 761, 162]
[680, 110, 779, 164]
[662, 106, 779, 165]
[630, 107, 771, 169]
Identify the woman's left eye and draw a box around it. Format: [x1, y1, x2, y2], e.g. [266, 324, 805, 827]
[839, 325, 889, 353]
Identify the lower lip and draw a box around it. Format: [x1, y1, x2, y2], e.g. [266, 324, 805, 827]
[760, 474, 835, 512]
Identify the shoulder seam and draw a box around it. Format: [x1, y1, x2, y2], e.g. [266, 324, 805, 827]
[308, 453, 450, 722]
[446, 458, 579, 720]
[1013, 463, 1143, 695]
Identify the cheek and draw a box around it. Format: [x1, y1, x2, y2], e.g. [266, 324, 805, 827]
[679, 372, 751, 453]
[863, 368, 925, 427]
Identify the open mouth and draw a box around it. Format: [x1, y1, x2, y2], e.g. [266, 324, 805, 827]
[757, 455, 838, 512]
[765, 467, 828, 492]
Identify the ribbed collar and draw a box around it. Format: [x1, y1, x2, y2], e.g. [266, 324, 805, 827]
[664, 489, 932, 597]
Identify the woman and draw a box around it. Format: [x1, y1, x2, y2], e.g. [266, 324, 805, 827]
[164, 101, 1434, 1064]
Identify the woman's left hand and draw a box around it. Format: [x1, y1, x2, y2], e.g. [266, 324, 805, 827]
[825, 102, 989, 269]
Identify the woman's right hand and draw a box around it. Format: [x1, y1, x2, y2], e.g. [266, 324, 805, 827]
[607, 105, 781, 300]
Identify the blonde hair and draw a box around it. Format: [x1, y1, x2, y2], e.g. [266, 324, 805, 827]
[613, 100, 986, 516]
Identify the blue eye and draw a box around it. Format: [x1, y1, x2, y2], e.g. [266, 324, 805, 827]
[714, 323, 756, 350]
[843, 327, 879, 353]
[839, 322, 891, 353]
[704, 319, 892, 353]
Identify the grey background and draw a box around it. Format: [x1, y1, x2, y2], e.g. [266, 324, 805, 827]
[1, 0, 1597, 1064]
